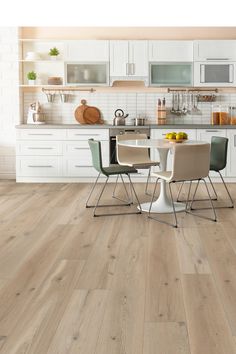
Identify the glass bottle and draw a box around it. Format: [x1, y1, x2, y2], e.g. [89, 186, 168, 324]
[229, 106, 236, 125]
[219, 105, 229, 125]
[211, 104, 221, 125]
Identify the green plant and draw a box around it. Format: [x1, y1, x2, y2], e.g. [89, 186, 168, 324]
[49, 47, 60, 56]
[27, 71, 37, 80]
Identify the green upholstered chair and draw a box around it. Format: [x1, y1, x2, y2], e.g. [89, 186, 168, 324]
[177, 136, 234, 208]
[86, 139, 142, 216]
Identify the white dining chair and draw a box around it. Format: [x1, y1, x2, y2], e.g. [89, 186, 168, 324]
[148, 143, 217, 228]
[116, 133, 160, 196]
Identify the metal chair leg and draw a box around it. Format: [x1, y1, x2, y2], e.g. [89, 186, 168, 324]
[203, 178, 217, 221]
[145, 167, 151, 196]
[176, 181, 184, 202]
[93, 177, 109, 216]
[127, 174, 142, 213]
[148, 178, 158, 216]
[185, 181, 193, 212]
[112, 174, 132, 205]
[208, 175, 218, 201]
[218, 171, 234, 208]
[169, 182, 178, 228]
[177, 175, 218, 203]
[86, 172, 101, 208]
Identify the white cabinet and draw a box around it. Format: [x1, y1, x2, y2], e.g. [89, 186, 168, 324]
[149, 41, 193, 62]
[194, 40, 236, 61]
[196, 129, 227, 177]
[109, 40, 148, 77]
[227, 130, 236, 177]
[65, 40, 109, 61]
[16, 128, 109, 181]
[151, 129, 197, 171]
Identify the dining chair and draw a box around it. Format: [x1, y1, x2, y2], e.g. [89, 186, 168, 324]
[148, 143, 217, 228]
[86, 139, 142, 217]
[116, 133, 160, 196]
[177, 136, 234, 209]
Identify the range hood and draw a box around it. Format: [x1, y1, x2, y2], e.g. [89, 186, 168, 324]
[110, 76, 148, 87]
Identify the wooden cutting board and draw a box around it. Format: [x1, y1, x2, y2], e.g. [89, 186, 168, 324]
[74, 99, 103, 125]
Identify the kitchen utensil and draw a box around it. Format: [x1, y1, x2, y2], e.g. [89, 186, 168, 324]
[32, 113, 46, 124]
[27, 101, 45, 124]
[74, 99, 103, 125]
[46, 93, 55, 103]
[133, 117, 147, 126]
[113, 109, 129, 126]
[60, 93, 69, 103]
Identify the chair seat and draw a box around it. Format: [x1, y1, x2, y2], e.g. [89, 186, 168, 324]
[152, 171, 172, 181]
[103, 164, 137, 176]
[120, 160, 159, 168]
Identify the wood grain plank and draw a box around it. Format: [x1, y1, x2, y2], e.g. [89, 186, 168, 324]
[47, 289, 108, 354]
[175, 227, 211, 274]
[143, 322, 190, 354]
[200, 225, 236, 335]
[182, 274, 236, 354]
[145, 222, 186, 322]
[95, 229, 147, 354]
[1, 260, 84, 354]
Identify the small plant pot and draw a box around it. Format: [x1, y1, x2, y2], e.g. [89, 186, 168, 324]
[50, 55, 58, 61]
[28, 80, 36, 85]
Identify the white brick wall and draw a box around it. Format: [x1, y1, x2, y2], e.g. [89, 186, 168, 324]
[0, 27, 19, 179]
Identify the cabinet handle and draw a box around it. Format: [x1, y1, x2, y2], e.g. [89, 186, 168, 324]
[206, 58, 229, 60]
[74, 133, 99, 136]
[28, 133, 53, 136]
[28, 165, 53, 168]
[73, 147, 88, 150]
[28, 147, 53, 150]
[234, 135, 236, 147]
[205, 130, 220, 132]
[131, 63, 135, 75]
[126, 63, 129, 75]
[229, 64, 234, 83]
[200, 64, 205, 83]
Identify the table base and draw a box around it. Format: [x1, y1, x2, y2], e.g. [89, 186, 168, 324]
[139, 200, 186, 214]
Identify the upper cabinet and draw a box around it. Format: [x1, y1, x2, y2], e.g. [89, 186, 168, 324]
[149, 41, 193, 62]
[65, 40, 109, 61]
[109, 40, 148, 77]
[194, 40, 236, 61]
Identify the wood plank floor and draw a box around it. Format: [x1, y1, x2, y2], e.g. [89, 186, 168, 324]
[0, 180, 236, 354]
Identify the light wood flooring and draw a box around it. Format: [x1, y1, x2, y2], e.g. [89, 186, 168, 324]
[0, 180, 236, 354]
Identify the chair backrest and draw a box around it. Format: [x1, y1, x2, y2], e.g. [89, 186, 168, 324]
[88, 139, 104, 174]
[116, 133, 150, 164]
[170, 143, 210, 182]
[210, 136, 228, 172]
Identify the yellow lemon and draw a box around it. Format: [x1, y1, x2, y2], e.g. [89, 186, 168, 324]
[176, 133, 182, 140]
[183, 132, 188, 139]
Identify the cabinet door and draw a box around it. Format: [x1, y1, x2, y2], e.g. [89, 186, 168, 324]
[151, 129, 197, 171]
[129, 41, 148, 76]
[197, 129, 227, 176]
[149, 41, 193, 61]
[66, 40, 109, 61]
[194, 40, 236, 61]
[227, 130, 236, 177]
[110, 41, 129, 76]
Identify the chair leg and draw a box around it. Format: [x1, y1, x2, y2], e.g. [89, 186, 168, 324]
[186, 179, 217, 222]
[208, 175, 218, 201]
[176, 181, 184, 202]
[185, 181, 193, 212]
[145, 167, 151, 196]
[93, 177, 109, 216]
[112, 174, 132, 205]
[148, 178, 158, 216]
[86, 172, 101, 208]
[169, 182, 178, 228]
[189, 180, 200, 210]
[218, 171, 234, 208]
[127, 174, 142, 213]
[177, 175, 218, 203]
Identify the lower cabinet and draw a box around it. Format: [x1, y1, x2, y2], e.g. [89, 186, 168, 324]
[227, 129, 236, 177]
[16, 128, 109, 181]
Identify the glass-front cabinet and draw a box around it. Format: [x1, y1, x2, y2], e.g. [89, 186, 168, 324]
[194, 62, 236, 87]
[65, 62, 109, 86]
[149, 62, 193, 86]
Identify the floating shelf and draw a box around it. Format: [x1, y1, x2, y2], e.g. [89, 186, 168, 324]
[19, 60, 64, 63]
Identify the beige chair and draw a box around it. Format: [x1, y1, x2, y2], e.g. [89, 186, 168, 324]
[116, 133, 160, 196]
[148, 143, 217, 228]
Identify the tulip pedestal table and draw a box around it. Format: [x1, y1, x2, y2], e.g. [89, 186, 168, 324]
[118, 139, 199, 213]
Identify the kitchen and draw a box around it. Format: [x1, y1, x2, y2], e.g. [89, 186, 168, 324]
[1, 21, 236, 354]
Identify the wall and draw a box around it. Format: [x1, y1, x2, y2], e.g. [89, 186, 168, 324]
[21, 27, 236, 40]
[23, 91, 236, 125]
[0, 27, 19, 179]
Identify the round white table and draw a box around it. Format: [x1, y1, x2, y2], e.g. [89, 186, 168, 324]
[118, 139, 204, 214]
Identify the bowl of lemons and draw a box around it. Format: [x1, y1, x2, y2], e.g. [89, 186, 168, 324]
[165, 131, 188, 143]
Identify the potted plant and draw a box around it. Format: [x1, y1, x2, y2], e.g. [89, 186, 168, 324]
[48, 47, 60, 60]
[27, 71, 37, 85]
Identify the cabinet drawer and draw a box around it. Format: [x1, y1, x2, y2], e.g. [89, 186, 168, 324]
[16, 129, 66, 141]
[16, 157, 63, 177]
[64, 141, 109, 163]
[16, 141, 63, 156]
[66, 129, 109, 141]
[64, 160, 99, 177]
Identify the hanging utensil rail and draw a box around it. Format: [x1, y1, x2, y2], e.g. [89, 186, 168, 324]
[167, 88, 218, 93]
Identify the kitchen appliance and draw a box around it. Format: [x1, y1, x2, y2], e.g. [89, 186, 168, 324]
[194, 62, 236, 87]
[113, 109, 129, 126]
[27, 102, 46, 124]
[109, 127, 150, 164]
[149, 62, 193, 87]
[133, 117, 147, 126]
[65, 62, 109, 86]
